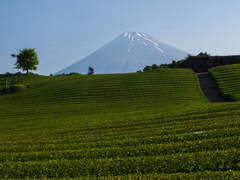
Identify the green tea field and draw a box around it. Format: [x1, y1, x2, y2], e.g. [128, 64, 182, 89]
[209, 63, 240, 101]
[1, 67, 240, 179]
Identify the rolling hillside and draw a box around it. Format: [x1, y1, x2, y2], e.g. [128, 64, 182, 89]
[209, 63, 240, 101]
[0, 73, 39, 94]
[1, 68, 240, 179]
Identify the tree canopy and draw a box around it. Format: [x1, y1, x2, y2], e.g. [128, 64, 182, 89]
[143, 66, 152, 72]
[11, 48, 39, 74]
[196, 52, 210, 57]
[88, 66, 94, 75]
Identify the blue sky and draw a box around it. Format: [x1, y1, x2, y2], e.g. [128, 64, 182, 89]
[1, 0, 240, 75]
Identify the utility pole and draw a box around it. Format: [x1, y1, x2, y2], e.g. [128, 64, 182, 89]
[6, 80, 10, 93]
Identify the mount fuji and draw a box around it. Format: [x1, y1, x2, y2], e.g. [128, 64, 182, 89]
[55, 32, 190, 74]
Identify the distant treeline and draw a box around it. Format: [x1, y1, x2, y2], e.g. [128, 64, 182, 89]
[140, 59, 187, 72]
[53, 72, 84, 76]
[140, 52, 210, 72]
[52, 67, 94, 76]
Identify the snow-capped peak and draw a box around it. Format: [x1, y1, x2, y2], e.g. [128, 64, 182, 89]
[54, 31, 190, 75]
[123, 32, 163, 52]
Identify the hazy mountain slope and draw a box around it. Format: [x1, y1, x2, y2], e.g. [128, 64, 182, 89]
[55, 32, 190, 74]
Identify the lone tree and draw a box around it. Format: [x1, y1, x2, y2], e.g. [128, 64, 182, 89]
[88, 66, 94, 75]
[11, 48, 39, 74]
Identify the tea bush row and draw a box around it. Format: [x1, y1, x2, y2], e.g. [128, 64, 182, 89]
[1, 149, 240, 178]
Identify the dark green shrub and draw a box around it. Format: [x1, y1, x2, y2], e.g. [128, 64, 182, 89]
[228, 94, 240, 101]
[143, 66, 152, 71]
[55, 72, 84, 76]
[168, 60, 177, 68]
[55, 73, 66, 76]
[15, 72, 22, 74]
[10, 84, 27, 93]
[5, 72, 11, 75]
[151, 64, 159, 69]
[196, 52, 211, 57]
[68, 72, 84, 76]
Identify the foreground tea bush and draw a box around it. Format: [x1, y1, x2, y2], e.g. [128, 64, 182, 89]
[1, 149, 240, 178]
[1, 68, 240, 178]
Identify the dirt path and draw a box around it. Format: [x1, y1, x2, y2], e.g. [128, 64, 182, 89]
[197, 72, 226, 103]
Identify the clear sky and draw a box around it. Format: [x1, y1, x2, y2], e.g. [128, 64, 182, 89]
[1, 0, 240, 75]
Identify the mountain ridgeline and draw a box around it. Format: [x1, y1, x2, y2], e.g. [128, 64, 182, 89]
[55, 32, 189, 75]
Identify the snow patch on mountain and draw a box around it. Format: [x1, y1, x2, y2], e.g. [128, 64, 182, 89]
[136, 32, 163, 52]
[142, 41, 148, 46]
[154, 44, 163, 52]
[131, 36, 134, 42]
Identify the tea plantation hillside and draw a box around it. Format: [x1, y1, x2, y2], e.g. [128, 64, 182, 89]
[209, 63, 240, 101]
[1, 68, 240, 179]
[0, 69, 207, 122]
[0, 72, 39, 94]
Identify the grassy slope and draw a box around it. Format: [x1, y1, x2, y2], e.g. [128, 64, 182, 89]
[0, 73, 39, 87]
[0, 73, 39, 94]
[209, 63, 240, 101]
[1, 68, 240, 179]
[0, 69, 207, 132]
